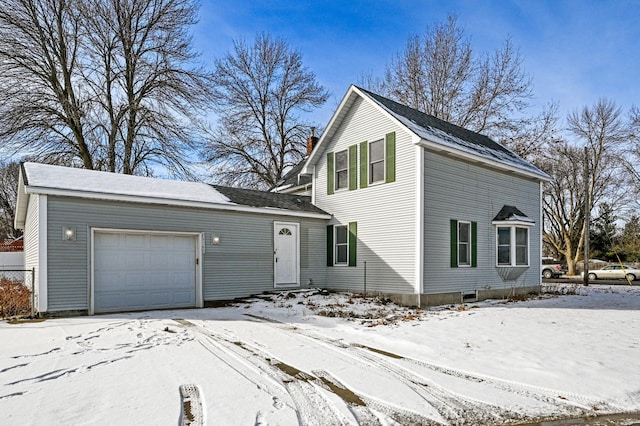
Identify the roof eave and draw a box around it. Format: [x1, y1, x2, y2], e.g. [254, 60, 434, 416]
[24, 186, 332, 220]
[14, 168, 28, 230]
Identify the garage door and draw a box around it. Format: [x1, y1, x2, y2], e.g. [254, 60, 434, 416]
[93, 231, 197, 313]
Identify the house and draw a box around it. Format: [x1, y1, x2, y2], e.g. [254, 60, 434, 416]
[296, 85, 549, 306]
[14, 85, 549, 315]
[0, 236, 24, 270]
[14, 163, 330, 315]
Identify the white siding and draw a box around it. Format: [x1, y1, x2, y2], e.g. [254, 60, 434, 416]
[23, 194, 44, 310]
[423, 151, 542, 294]
[314, 96, 417, 294]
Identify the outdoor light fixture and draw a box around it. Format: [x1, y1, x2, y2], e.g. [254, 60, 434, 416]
[63, 226, 76, 241]
[212, 235, 221, 245]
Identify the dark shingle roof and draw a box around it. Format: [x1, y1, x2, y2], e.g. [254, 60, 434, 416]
[270, 160, 311, 191]
[358, 87, 548, 179]
[212, 185, 327, 215]
[493, 205, 534, 222]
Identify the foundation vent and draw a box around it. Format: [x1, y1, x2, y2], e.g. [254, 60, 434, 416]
[461, 290, 478, 303]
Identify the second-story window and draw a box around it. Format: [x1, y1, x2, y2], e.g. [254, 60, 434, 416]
[369, 139, 385, 184]
[335, 149, 348, 190]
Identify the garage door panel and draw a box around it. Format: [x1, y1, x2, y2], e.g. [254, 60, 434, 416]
[94, 232, 197, 313]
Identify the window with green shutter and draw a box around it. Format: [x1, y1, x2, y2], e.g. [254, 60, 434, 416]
[326, 153, 334, 195]
[359, 141, 368, 188]
[451, 219, 477, 268]
[348, 222, 357, 267]
[326, 225, 334, 266]
[327, 222, 357, 267]
[349, 145, 358, 190]
[385, 132, 396, 183]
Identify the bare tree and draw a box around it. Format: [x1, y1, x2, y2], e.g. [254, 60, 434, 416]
[378, 15, 532, 138]
[0, 162, 21, 239]
[542, 99, 627, 275]
[626, 106, 640, 197]
[203, 33, 329, 189]
[0, 0, 211, 177]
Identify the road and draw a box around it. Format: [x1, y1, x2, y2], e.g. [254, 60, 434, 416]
[543, 276, 638, 286]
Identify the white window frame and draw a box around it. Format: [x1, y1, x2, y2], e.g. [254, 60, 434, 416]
[494, 224, 531, 267]
[368, 138, 385, 185]
[334, 149, 348, 191]
[458, 221, 471, 267]
[334, 225, 348, 266]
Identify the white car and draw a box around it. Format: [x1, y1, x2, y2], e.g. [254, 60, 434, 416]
[583, 265, 640, 281]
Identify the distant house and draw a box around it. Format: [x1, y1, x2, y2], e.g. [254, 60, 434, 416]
[14, 85, 548, 315]
[0, 236, 24, 270]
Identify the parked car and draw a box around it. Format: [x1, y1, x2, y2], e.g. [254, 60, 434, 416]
[582, 265, 640, 281]
[541, 258, 567, 279]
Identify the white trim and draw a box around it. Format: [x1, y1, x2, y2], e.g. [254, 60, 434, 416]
[273, 221, 300, 288]
[415, 144, 424, 294]
[368, 138, 385, 185]
[89, 227, 203, 315]
[457, 220, 472, 267]
[495, 225, 531, 267]
[38, 195, 48, 312]
[24, 186, 331, 220]
[334, 148, 349, 191]
[311, 165, 317, 205]
[333, 224, 348, 266]
[539, 180, 544, 286]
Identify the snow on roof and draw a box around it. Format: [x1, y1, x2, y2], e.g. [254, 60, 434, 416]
[22, 162, 232, 205]
[358, 88, 550, 180]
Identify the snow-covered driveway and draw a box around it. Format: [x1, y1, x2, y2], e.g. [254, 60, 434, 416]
[1, 285, 640, 425]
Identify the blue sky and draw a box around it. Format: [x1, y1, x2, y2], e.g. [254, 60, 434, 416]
[192, 0, 640, 129]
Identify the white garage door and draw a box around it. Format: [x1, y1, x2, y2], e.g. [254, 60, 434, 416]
[93, 231, 197, 313]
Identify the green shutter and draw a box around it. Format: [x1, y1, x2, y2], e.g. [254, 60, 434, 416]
[450, 219, 458, 268]
[326, 225, 334, 266]
[348, 222, 357, 267]
[385, 132, 396, 183]
[327, 152, 334, 195]
[471, 221, 477, 268]
[349, 145, 358, 190]
[359, 141, 368, 189]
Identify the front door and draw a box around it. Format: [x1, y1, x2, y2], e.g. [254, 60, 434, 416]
[274, 222, 299, 287]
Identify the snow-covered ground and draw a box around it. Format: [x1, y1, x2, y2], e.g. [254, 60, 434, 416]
[1, 284, 640, 425]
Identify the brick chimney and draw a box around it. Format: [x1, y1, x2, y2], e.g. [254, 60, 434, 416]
[306, 127, 319, 157]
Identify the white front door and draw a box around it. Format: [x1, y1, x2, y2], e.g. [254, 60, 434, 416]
[274, 222, 299, 287]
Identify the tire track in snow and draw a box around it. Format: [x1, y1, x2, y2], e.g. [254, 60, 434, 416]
[243, 314, 621, 423]
[175, 319, 439, 425]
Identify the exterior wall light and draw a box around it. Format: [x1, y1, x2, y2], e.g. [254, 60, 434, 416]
[212, 235, 221, 245]
[63, 226, 76, 241]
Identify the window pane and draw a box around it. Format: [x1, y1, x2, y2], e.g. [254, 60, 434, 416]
[498, 227, 510, 244]
[336, 170, 348, 189]
[498, 246, 510, 265]
[335, 150, 347, 170]
[336, 245, 347, 263]
[459, 243, 469, 265]
[516, 228, 527, 245]
[370, 161, 384, 183]
[336, 226, 347, 244]
[370, 140, 384, 162]
[516, 247, 527, 265]
[459, 223, 470, 243]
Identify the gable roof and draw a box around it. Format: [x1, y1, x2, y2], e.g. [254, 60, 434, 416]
[303, 85, 549, 181]
[14, 162, 330, 229]
[269, 160, 312, 193]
